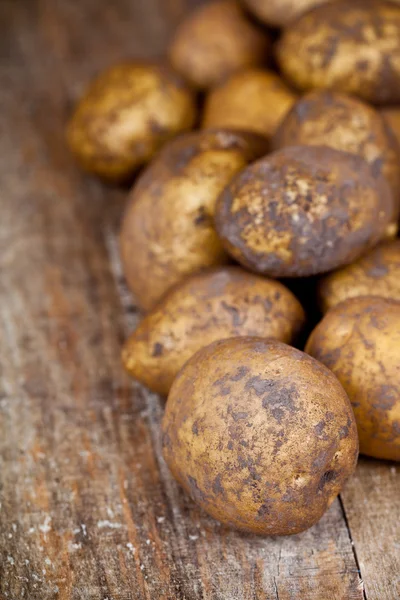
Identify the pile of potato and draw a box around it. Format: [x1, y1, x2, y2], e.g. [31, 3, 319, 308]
[67, 0, 400, 536]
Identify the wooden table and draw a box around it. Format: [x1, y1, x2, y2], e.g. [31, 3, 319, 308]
[0, 1, 399, 598]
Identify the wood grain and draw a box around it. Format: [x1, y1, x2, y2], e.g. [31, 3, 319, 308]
[0, 0, 395, 599]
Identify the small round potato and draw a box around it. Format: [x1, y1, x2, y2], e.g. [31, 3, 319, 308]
[120, 129, 268, 311]
[162, 337, 358, 535]
[168, 0, 270, 89]
[274, 91, 400, 213]
[243, 0, 334, 28]
[122, 267, 305, 396]
[67, 62, 196, 181]
[382, 108, 400, 149]
[202, 68, 297, 138]
[277, 0, 400, 105]
[215, 145, 394, 278]
[318, 240, 400, 313]
[306, 297, 400, 462]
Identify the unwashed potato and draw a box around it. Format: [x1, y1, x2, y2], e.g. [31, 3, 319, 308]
[215, 145, 395, 278]
[318, 239, 400, 313]
[168, 0, 270, 89]
[306, 297, 400, 461]
[162, 337, 358, 535]
[273, 91, 400, 215]
[67, 62, 196, 182]
[122, 267, 305, 396]
[243, 0, 334, 28]
[202, 68, 297, 138]
[120, 129, 268, 311]
[382, 108, 400, 149]
[277, 0, 400, 105]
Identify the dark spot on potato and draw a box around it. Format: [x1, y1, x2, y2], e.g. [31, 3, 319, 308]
[339, 425, 349, 439]
[230, 366, 250, 381]
[318, 470, 337, 491]
[227, 440, 234, 450]
[257, 501, 273, 518]
[192, 421, 199, 435]
[228, 406, 249, 422]
[152, 342, 164, 357]
[212, 474, 225, 496]
[245, 376, 274, 396]
[187, 475, 206, 502]
[221, 301, 245, 327]
[271, 407, 285, 423]
[314, 420, 326, 436]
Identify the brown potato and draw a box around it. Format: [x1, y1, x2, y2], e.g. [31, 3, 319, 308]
[162, 337, 358, 535]
[243, 0, 334, 28]
[382, 108, 400, 149]
[318, 240, 400, 313]
[67, 62, 196, 182]
[202, 68, 297, 138]
[168, 0, 270, 90]
[215, 145, 394, 278]
[120, 129, 268, 311]
[277, 0, 400, 105]
[122, 267, 305, 397]
[306, 297, 400, 461]
[274, 91, 400, 216]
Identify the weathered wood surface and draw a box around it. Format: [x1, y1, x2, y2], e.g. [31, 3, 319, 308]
[0, 1, 398, 599]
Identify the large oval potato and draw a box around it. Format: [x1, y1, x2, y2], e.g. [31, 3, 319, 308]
[67, 62, 196, 182]
[122, 267, 305, 396]
[274, 91, 400, 214]
[168, 0, 270, 89]
[120, 129, 268, 311]
[162, 337, 358, 535]
[215, 146, 394, 278]
[306, 297, 400, 462]
[318, 240, 400, 313]
[243, 0, 334, 27]
[277, 0, 400, 105]
[202, 68, 297, 138]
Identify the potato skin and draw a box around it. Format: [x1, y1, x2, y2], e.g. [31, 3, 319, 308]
[168, 0, 270, 90]
[162, 337, 358, 535]
[243, 0, 334, 27]
[318, 240, 400, 313]
[274, 91, 400, 216]
[215, 145, 394, 278]
[382, 108, 400, 149]
[67, 62, 196, 181]
[306, 297, 400, 461]
[122, 267, 305, 396]
[277, 0, 400, 105]
[202, 68, 297, 138]
[120, 129, 268, 311]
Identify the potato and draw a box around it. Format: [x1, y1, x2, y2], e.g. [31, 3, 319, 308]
[122, 267, 305, 396]
[162, 337, 358, 535]
[277, 0, 400, 105]
[318, 240, 400, 313]
[67, 62, 196, 182]
[382, 108, 400, 149]
[168, 0, 270, 90]
[274, 91, 400, 215]
[120, 129, 268, 311]
[306, 297, 400, 461]
[243, 0, 334, 28]
[202, 68, 297, 138]
[215, 145, 394, 278]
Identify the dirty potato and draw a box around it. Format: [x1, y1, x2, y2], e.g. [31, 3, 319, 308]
[162, 337, 358, 535]
[215, 145, 394, 278]
[277, 0, 400, 105]
[168, 0, 270, 89]
[120, 129, 268, 311]
[122, 267, 305, 396]
[67, 62, 196, 181]
[318, 240, 400, 313]
[382, 108, 400, 149]
[274, 91, 400, 214]
[243, 0, 334, 28]
[306, 297, 400, 461]
[202, 68, 297, 138]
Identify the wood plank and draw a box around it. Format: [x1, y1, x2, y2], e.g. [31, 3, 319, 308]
[340, 459, 400, 600]
[0, 0, 372, 598]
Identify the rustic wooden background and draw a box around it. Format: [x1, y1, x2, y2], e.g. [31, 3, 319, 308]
[0, 1, 399, 598]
